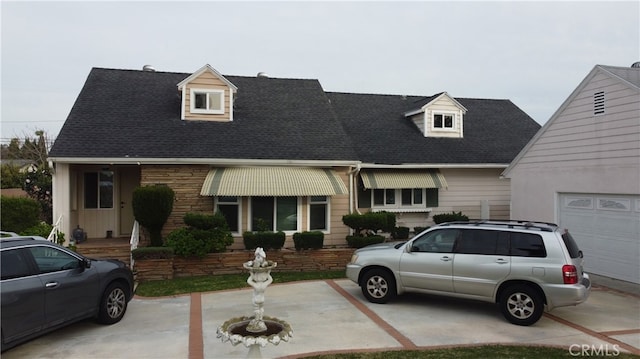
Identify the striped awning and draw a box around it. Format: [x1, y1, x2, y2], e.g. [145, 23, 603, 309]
[360, 169, 448, 189]
[200, 167, 348, 196]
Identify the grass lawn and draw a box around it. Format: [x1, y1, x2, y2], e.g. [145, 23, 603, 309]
[135, 271, 639, 359]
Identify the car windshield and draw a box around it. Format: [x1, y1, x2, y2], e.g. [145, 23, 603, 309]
[561, 230, 581, 259]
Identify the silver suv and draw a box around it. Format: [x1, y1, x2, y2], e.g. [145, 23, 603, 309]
[346, 220, 591, 326]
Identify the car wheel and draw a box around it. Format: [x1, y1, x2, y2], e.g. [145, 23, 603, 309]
[499, 285, 543, 326]
[97, 282, 128, 324]
[361, 269, 396, 304]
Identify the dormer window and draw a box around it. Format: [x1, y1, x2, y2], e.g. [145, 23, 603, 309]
[433, 113, 455, 129]
[191, 89, 224, 114]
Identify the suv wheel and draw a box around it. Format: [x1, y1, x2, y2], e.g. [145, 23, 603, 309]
[97, 282, 129, 324]
[361, 269, 396, 304]
[500, 285, 543, 326]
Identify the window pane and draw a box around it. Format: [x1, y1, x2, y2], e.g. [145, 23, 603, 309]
[29, 246, 79, 274]
[276, 197, 297, 231]
[444, 115, 453, 128]
[99, 171, 114, 209]
[385, 189, 395, 205]
[373, 189, 384, 205]
[413, 189, 423, 204]
[84, 173, 98, 208]
[401, 189, 412, 205]
[510, 233, 547, 257]
[218, 204, 239, 232]
[195, 93, 206, 109]
[310, 203, 327, 230]
[434, 114, 443, 128]
[457, 229, 499, 255]
[252, 197, 274, 231]
[1, 249, 33, 279]
[209, 92, 222, 110]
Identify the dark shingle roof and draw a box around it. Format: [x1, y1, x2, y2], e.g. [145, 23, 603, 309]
[50, 67, 540, 165]
[50, 68, 358, 161]
[327, 92, 540, 164]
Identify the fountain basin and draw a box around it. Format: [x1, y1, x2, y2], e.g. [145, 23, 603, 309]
[217, 315, 292, 348]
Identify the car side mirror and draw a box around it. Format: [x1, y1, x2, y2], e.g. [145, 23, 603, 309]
[579, 250, 583, 258]
[83, 258, 92, 269]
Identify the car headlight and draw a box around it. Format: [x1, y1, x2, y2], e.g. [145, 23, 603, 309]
[350, 254, 359, 263]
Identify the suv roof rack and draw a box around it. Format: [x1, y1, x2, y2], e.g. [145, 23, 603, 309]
[437, 219, 558, 232]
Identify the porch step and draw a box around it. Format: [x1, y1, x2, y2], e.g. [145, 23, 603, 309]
[76, 244, 131, 267]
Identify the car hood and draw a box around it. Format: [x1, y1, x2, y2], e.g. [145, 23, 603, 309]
[356, 241, 406, 253]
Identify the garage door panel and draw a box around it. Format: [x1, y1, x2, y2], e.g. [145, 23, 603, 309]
[559, 193, 640, 284]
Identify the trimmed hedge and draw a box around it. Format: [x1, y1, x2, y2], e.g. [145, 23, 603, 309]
[346, 235, 385, 249]
[432, 211, 469, 224]
[132, 185, 175, 246]
[392, 226, 410, 240]
[293, 231, 324, 250]
[342, 211, 396, 235]
[413, 226, 430, 235]
[243, 231, 286, 250]
[164, 212, 233, 258]
[132, 247, 174, 260]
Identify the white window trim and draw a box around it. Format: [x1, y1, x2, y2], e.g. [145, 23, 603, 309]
[431, 111, 458, 132]
[307, 196, 331, 234]
[190, 88, 225, 114]
[248, 196, 301, 234]
[215, 196, 242, 235]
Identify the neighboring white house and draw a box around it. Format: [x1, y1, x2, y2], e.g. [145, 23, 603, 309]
[503, 63, 640, 284]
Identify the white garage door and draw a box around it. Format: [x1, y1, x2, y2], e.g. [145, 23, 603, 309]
[559, 193, 640, 284]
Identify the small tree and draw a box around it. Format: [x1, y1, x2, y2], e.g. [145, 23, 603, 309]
[132, 185, 175, 246]
[0, 196, 41, 233]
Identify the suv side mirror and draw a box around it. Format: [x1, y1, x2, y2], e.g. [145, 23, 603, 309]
[83, 258, 92, 269]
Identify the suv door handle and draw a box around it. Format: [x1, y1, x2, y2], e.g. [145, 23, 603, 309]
[440, 256, 452, 262]
[45, 282, 60, 289]
[495, 259, 509, 264]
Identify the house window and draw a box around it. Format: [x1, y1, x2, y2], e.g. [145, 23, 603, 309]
[371, 188, 438, 209]
[251, 197, 298, 232]
[84, 171, 113, 209]
[191, 88, 224, 114]
[216, 196, 240, 233]
[433, 113, 454, 129]
[594, 91, 605, 115]
[309, 196, 329, 231]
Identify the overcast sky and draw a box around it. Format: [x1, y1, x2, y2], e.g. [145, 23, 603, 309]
[1, 1, 638, 144]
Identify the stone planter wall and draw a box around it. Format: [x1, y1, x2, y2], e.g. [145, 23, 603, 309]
[134, 248, 354, 282]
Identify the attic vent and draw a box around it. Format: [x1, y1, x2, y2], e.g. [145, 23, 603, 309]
[143, 65, 156, 72]
[257, 72, 269, 78]
[594, 91, 605, 115]
[631, 61, 640, 68]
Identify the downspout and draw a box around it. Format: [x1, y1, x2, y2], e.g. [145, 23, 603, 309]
[348, 164, 362, 215]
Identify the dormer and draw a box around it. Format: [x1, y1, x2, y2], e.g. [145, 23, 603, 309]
[404, 92, 467, 138]
[177, 64, 238, 122]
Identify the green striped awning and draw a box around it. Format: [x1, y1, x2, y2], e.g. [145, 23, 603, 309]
[200, 167, 348, 196]
[360, 169, 448, 189]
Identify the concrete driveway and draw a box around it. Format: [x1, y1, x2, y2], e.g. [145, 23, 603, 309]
[3, 279, 639, 358]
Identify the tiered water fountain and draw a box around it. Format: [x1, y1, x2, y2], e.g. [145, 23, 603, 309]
[217, 248, 292, 358]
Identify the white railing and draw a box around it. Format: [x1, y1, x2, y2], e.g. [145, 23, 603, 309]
[47, 215, 63, 243]
[130, 220, 140, 268]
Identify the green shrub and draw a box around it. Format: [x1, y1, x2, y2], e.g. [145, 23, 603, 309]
[432, 211, 469, 224]
[0, 196, 41, 233]
[131, 247, 174, 260]
[242, 231, 285, 250]
[20, 221, 53, 237]
[413, 226, 430, 235]
[346, 235, 385, 248]
[164, 212, 233, 257]
[132, 185, 175, 246]
[391, 226, 410, 240]
[342, 211, 396, 236]
[293, 231, 324, 250]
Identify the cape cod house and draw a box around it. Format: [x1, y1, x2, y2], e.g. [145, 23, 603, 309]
[48, 64, 540, 249]
[503, 63, 640, 284]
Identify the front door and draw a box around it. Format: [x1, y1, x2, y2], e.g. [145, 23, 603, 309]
[119, 168, 140, 236]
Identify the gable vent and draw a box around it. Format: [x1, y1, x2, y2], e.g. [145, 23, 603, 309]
[594, 91, 605, 115]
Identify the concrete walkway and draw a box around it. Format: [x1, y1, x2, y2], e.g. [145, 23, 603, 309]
[3, 279, 639, 359]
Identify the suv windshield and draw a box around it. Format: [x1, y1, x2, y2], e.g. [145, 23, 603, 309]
[561, 230, 581, 259]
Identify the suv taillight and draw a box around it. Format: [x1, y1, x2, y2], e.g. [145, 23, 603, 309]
[563, 264, 578, 284]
